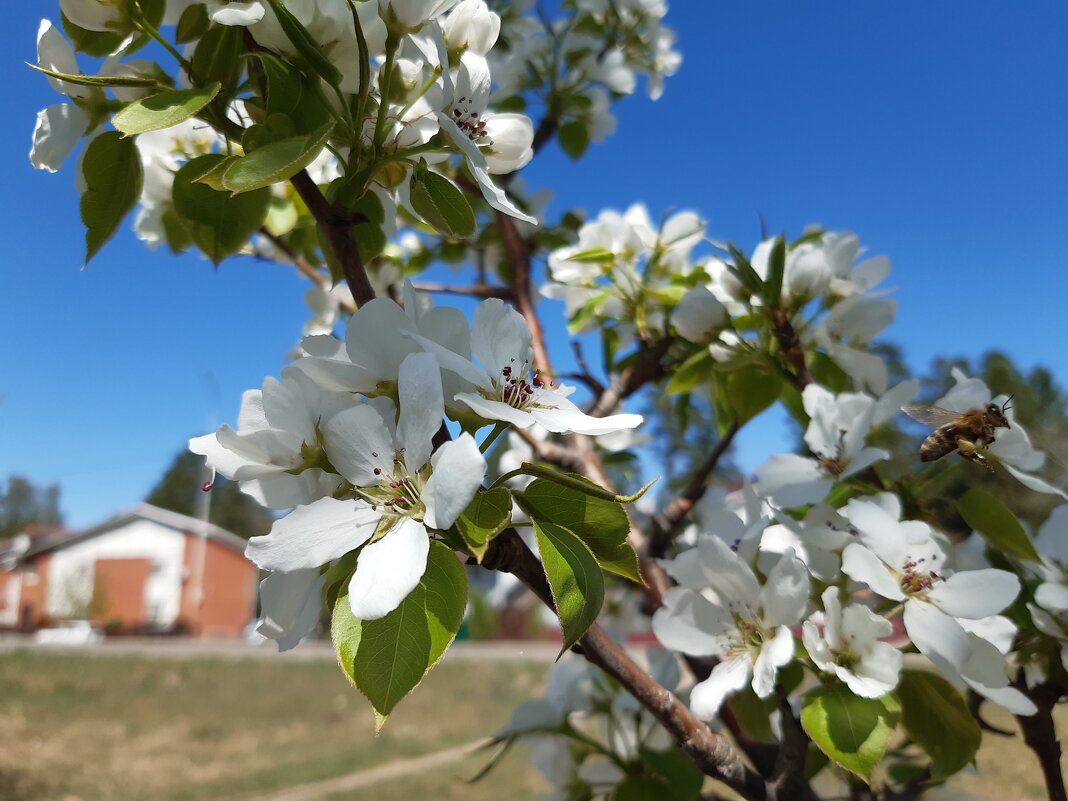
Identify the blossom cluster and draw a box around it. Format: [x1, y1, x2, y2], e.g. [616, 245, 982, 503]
[191, 284, 640, 645]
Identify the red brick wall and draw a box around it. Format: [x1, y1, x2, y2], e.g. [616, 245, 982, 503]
[179, 535, 256, 637]
[17, 555, 50, 630]
[92, 558, 152, 628]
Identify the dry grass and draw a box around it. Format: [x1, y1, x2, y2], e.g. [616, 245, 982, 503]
[0, 649, 545, 801]
[0, 649, 1063, 801]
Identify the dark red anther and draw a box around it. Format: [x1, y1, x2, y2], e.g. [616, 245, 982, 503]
[532, 374, 543, 388]
[373, 468, 382, 476]
[201, 481, 214, 492]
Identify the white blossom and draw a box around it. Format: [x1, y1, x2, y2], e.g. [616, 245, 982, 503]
[409, 298, 643, 435]
[652, 536, 809, 719]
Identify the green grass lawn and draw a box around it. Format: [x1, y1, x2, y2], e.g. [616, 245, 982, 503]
[0, 649, 547, 801]
[0, 649, 1063, 801]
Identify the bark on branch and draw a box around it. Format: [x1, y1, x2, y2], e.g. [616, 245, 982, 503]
[1017, 681, 1067, 801]
[479, 529, 768, 801]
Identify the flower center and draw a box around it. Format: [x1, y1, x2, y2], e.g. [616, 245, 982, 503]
[488, 357, 547, 411]
[451, 96, 492, 144]
[360, 450, 428, 521]
[727, 608, 774, 659]
[897, 554, 942, 597]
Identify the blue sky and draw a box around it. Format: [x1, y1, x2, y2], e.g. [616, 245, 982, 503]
[2, 3, 1067, 528]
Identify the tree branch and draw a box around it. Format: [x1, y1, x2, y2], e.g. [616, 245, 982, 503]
[1017, 681, 1067, 801]
[289, 170, 376, 307]
[479, 529, 767, 801]
[587, 337, 672, 418]
[768, 686, 817, 801]
[768, 308, 811, 389]
[497, 210, 552, 374]
[259, 229, 359, 315]
[648, 421, 741, 559]
[412, 282, 514, 299]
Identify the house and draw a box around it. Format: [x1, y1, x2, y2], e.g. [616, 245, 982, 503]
[0, 504, 258, 637]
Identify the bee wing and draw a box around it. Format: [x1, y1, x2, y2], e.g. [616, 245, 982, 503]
[902, 404, 962, 428]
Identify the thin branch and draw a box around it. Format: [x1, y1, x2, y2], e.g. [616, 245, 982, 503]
[497, 210, 552, 374]
[568, 340, 607, 396]
[412, 282, 513, 299]
[289, 170, 376, 307]
[587, 338, 672, 418]
[479, 529, 767, 801]
[768, 686, 817, 801]
[259, 229, 359, 315]
[648, 422, 741, 559]
[1017, 681, 1067, 801]
[768, 307, 811, 389]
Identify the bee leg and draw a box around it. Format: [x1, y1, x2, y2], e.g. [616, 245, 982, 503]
[957, 439, 994, 471]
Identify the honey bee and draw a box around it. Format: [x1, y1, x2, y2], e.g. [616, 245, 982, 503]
[902, 396, 1013, 469]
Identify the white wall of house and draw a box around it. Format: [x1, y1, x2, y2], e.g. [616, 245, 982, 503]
[0, 574, 21, 627]
[46, 520, 187, 625]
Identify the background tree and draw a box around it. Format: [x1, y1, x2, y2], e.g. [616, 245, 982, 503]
[146, 451, 273, 539]
[0, 475, 63, 538]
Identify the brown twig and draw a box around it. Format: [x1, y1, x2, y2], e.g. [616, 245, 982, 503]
[412, 282, 514, 299]
[1017, 681, 1067, 801]
[259, 229, 359, 315]
[768, 687, 817, 801]
[768, 308, 811, 389]
[289, 170, 376, 307]
[567, 340, 607, 396]
[648, 421, 741, 559]
[587, 337, 672, 418]
[497, 210, 552, 374]
[480, 529, 767, 801]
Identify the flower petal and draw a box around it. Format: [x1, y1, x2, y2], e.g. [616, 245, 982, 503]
[928, 569, 1020, 620]
[841, 543, 906, 602]
[759, 550, 810, 628]
[689, 656, 751, 719]
[651, 588, 731, 657]
[256, 568, 324, 651]
[396, 352, 443, 472]
[752, 626, 794, 698]
[30, 103, 89, 173]
[531, 393, 643, 436]
[348, 518, 430, 620]
[246, 498, 379, 571]
[321, 404, 395, 486]
[903, 599, 972, 673]
[422, 432, 487, 529]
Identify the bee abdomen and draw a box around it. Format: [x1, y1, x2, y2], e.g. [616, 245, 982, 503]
[920, 426, 957, 462]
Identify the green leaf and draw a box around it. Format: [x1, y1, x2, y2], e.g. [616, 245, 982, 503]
[558, 120, 590, 160]
[332, 540, 467, 729]
[176, 3, 210, 43]
[221, 121, 335, 193]
[726, 243, 764, 296]
[808, 351, 850, 394]
[726, 366, 781, 424]
[958, 488, 1041, 562]
[516, 478, 641, 584]
[666, 348, 715, 395]
[453, 488, 512, 562]
[532, 519, 604, 654]
[80, 131, 143, 265]
[160, 208, 193, 254]
[640, 746, 705, 801]
[172, 154, 272, 263]
[26, 63, 159, 90]
[261, 0, 343, 87]
[565, 247, 615, 264]
[61, 12, 129, 57]
[726, 687, 778, 744]
[800, 685, 900, 781]
[897, 671, 980, 779]
[191, 23, 244, 92]
[567, 291, 609, 334]
[763, 234, 786, 306]
[612, 776, 675, 801]
[409, 170, 476, 239]
[112, 83, 221, 135]
[255, 53, 333, 134]
[264, 196, 299, 237]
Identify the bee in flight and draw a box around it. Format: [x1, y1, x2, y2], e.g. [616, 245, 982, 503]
[902, 396, 1013, 469]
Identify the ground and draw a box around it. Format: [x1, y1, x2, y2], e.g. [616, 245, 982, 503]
[0, 645, 1063, 801]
